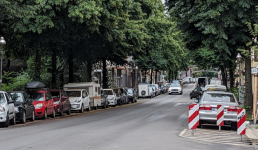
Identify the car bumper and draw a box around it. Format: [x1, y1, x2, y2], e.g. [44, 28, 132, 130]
[169, 90, 182, 94]
[35, 107, 45, 117]
[108, 99, 116, 105]
[199, 110, 237, 122]
[0, 112, 7, 122]
[54, 104, 61, 113]
[70, 103, 82, 110]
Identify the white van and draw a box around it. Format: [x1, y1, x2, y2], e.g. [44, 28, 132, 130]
[138, 84, 154, 98]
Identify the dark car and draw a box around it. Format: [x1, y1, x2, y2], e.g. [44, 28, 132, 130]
[113, 88, 123, 105]
[189, 87, 203, 99]
[119, 88, 129, 104]
[8, 91, 35, 123]
[126, 88, 137, 103]
[48, 89, 71, 116]
[100, 92, 109, 109]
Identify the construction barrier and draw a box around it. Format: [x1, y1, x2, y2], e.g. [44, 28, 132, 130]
[217, 105, 224, 126]
[188, 104, 199, 130]
[237, 109, 246, 135]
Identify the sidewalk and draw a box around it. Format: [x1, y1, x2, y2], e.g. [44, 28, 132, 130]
[246, 124, 258, 140]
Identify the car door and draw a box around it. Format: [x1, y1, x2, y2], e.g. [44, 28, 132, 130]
[81, 90, 86, 108]
[61, 90, 69, 111]
[85, 90, 90, 107]
[191, 88, 199, 97]
[45, 92, 53, 114]
[5, 93, 14, 118]
[23, 93, 33, 118]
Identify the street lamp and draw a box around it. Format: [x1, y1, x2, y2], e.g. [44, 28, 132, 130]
[0, 37, 6, 91]
[135, 66, 138, 88]
[236, 53, 242, 86]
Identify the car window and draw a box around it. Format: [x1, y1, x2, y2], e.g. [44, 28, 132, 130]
[66, 91, 81, 97]
[45, 92, 52, 101]
[82, 91, 86, 97]
[49, 91, 60, 98]
[85, 90, 88, 97]
[127, 89, 133, 94]
[9, 93, 23, 104]
[170, 84, 181, 87]
[193, 88, 198, 92]
[5, 93, 11, 102]
[28, 93, 44, 101]
[0, 93, 5, 103]
[203, 93, 235, 103]
[103, 90, 113, 95]
[98, 87, 100, 95]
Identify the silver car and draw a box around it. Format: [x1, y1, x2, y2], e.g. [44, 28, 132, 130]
[168, 84, 182, 95]
[195, 91, 239, 129]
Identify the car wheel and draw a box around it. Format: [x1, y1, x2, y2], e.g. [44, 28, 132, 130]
[10, 113, 16, 125]
[80, 104, 84, 113]
[42, 110, 47, 119]
[197, 120, 202, 128]
[67, 107, 71, 115]
[30, 110, 35, 121]
[20, 111, 26, 124]
[59, 107, 64, 116]
[2, 113, 9, 127]
[51, 109, 55, 118]
[190, 95, 192, 99]
[231, 122, 237, 130]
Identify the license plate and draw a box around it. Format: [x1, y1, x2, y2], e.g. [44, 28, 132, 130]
[212, 107, 217, 111]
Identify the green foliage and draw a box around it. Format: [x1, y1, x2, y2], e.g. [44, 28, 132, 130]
[2, 71, 32, 91]
[228, 87, 239, 101]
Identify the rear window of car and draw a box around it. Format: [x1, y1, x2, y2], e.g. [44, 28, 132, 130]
[9, 93, 23, 103]
[170, 84, 180, 87]
[28, 93, 44, 101]
[49, 91, 60, 98]
[203, 93, 235, 103]
[66, 91, 81, 97]
[127, 89, 133, 94]
[103, 90, 113, 95]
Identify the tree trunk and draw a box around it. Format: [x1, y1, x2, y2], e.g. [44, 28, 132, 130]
[86, 62, 92, 82]
[221, 66, 226, 87]
[51, 44, 57, 88]
[35, 49, 41, 81]
[150, 69, 153, 84]
[174, 72, 177, 80]
[68, 47, 73, 83]
[168, 70, 171, 83]
[225, 68, 228, 90]
[155, 70, 158, 84]
[102, 58, 107, 88]
[245, 55, 253, 108]
[186, 71, 188, 77]
[144, 70, 147, 82]
[4, 59, 10, 72]
[229, 61, 234, 89]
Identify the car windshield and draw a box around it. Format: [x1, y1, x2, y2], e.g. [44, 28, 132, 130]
[172, 81, 179, 84]
[103, 90, 113, 95]
[127, 89, 133, 94]
[28, 93, 44, 101]
[203, 93, 235, 103]
[9, 93, 23, 104]
[170, 84, 181, 87]
[200, 87, 205, 91]
[66, 91, 81, 97]
[0, 93, 5, 103]
[49, 91, 60, 98]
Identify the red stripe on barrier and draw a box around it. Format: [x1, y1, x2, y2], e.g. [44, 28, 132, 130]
[240, 129, 246, 135]
[188, 110, 199, 124]
[189, 104, 194, 111]
[217, 111, 223, 120]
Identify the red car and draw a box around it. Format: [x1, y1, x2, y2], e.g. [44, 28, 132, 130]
[48, 89, 71, 116]
[26, 90, 55, 119]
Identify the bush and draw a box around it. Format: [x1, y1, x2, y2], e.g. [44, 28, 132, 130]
[2, 71, 32, 91]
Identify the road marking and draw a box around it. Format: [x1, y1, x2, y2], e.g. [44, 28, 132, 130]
[179, 128, 254, 147]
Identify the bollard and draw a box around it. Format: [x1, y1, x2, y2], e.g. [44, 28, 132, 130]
[188, 104, 199, 136]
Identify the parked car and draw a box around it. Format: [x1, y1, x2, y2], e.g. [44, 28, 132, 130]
[100, 91, 109, 109]
[48, 89, 71, 116]
[160, 85, 166, 94]
[102, 89, 117, 107]
[126, 88, 137, 103]
[0, 91, 16, 127]
[8, 91, 35, 123]
[194, 91, 239, 129]
[25, 81, 56, 119]
[189, 87, 203, 99]
[149, 86, 155, 98]
[153, 84, 160, 96]
[119, 88, 129, 104]
[168, 84, 183, 95]
[113, 88, 124, 105]
[65, 89, 91, 113]
[138, 84, 154, 98]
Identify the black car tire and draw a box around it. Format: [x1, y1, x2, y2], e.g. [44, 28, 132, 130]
[231, 122, 237, 130]
[2, 113, 9, 127]
[190, 95, 192, 99]
[59, 107, 64, 116]
[88, 104, 91, 111]
[51, 109, 55, 118]
[20, 111, 26, 124]
[42, 110, 47, 119]
[80, 104, 84, 113]
[67, 107, 71, 115]
[30, 110, 35, 121]
[10, 114, 16, 125]
[197, 120, 202, 128]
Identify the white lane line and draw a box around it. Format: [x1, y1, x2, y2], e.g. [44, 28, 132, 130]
[179, 129, 187, 137]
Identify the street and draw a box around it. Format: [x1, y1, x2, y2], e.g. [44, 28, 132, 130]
[0, 84, 255, 150]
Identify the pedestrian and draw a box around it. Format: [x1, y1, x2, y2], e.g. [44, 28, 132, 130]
[236, 81, 239, 88]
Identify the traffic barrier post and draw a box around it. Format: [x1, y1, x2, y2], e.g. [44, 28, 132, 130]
[189, 104, 199, 135]
[217, 105, 224, 131]
[237, 109, 246, 141]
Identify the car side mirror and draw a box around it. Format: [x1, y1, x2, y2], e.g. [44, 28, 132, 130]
[194, 99, 199, 103]
[8, 100, 14, 104]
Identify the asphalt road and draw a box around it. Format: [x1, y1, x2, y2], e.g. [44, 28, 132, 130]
[0, 84, 256, 150]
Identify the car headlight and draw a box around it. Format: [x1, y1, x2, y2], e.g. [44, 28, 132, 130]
[35, 103, 43, 108]
[0, 106, 5, 112]
[75, 99, 81, 103]
[54, 101, 60, 105]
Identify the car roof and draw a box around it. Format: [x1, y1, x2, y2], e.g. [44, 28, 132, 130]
[205, 91, 233, 95]
[8, 91, 26, 93]
[102, 89, 113, 90]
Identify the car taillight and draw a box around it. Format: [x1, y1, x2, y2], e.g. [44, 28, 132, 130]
[228, 106, 239, 112]
[199, 104, 211, 110]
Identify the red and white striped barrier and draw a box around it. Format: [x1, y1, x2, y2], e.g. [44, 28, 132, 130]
[237, 109, 246, 135]
[188, 104, 199, 130]
[217, 105, 224, 126]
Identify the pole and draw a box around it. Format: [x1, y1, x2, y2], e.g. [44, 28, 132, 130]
[239, 62, 241, 86]
[136, 69, 138, 88]
[192, 129, 194, 135]
[0, 51, 2, 91]
[240, 135, 242, 142]
[253, 74, 258, 123]
[219, 126, 221, 131]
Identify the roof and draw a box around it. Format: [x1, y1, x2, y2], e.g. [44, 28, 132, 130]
[48, 89, 62, 91]
[102, 89, 113, 90]
[8, 91, 26, 93]
[205, 91, 233, 95]
[63, 89, 84, 91]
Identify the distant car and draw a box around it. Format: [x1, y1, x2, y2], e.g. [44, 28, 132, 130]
[195, 91, 239, 129]
[102, 89, 117, 107]
[153, 84, 161, 95]
[189, 87, 202, 99]
[204, 85, 226, 92]
[8, 91, 35, 123]
[149, 86, 155, 98]
[48, 89, 71, 116]
[113, 88, 123, 105]
[168, 84, 183, 95]
[0, 91, 16, 127]
[126, 88, 137, 103]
